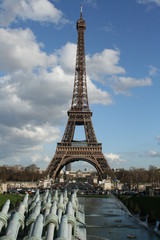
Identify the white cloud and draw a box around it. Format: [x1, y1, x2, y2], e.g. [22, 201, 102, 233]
[149, 65, 159, 76]
[14, 124, 60, 143]
[88, 77, 112, 105]
[0, 124, 60, 150]
[86, 48, 152, 95]
[147, 150, 160, 157]
[105, 153, 126, 164]
[31, 154, 42, 164]
[0, 28, 57, 73]
[85, 0, 98, 8]
[56, 42, 76, 74]
[101, 22, 115, 33]
[0, 123, 60, 167]
[112, 76, 152, 95]
[0, 0, 65, 27]
[86, 49, 125, 82]
[156, 136, 160, 141]
[31, 154, 51, 164]
[138, 0, 160, 6]
[44, 155, 51, 163]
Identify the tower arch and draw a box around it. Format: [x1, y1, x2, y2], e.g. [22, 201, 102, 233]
[52, 156, 105, 180]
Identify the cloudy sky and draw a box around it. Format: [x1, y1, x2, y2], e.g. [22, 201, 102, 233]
[0, 0, 160, 171]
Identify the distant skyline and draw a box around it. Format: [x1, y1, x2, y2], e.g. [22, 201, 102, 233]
[0, 0, 160, 171]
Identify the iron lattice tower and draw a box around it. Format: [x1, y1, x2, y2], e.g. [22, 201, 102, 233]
[46, 8, 115, 180]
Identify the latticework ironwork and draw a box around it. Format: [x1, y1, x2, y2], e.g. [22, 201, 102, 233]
[46, 8, 115, 180]
[71, 11, 89, 111]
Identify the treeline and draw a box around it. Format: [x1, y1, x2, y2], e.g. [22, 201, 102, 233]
[0, 164, 160, 184]
[0, 164, 45, 182]
[115, 166, 160, 187]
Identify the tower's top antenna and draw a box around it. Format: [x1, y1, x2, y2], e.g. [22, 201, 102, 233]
[80, 3, 83, 19]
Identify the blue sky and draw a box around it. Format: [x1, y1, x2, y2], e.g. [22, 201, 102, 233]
[0, 0, 159, 171]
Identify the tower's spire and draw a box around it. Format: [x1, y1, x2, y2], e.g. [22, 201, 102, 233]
[80, 3, 83, 19]
[71, 6, 89, 111]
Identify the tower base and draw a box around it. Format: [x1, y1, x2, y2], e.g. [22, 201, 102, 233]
[46, 143, 115, 181]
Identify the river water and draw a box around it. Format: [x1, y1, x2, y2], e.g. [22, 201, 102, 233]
[79, 196, 159, 240]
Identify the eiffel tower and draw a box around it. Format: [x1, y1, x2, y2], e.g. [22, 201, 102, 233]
[46, 7, 115, 180]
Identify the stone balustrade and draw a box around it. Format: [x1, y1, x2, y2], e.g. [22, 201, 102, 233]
[0, 190, 86, 240]
[0, 200, 10, 233]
